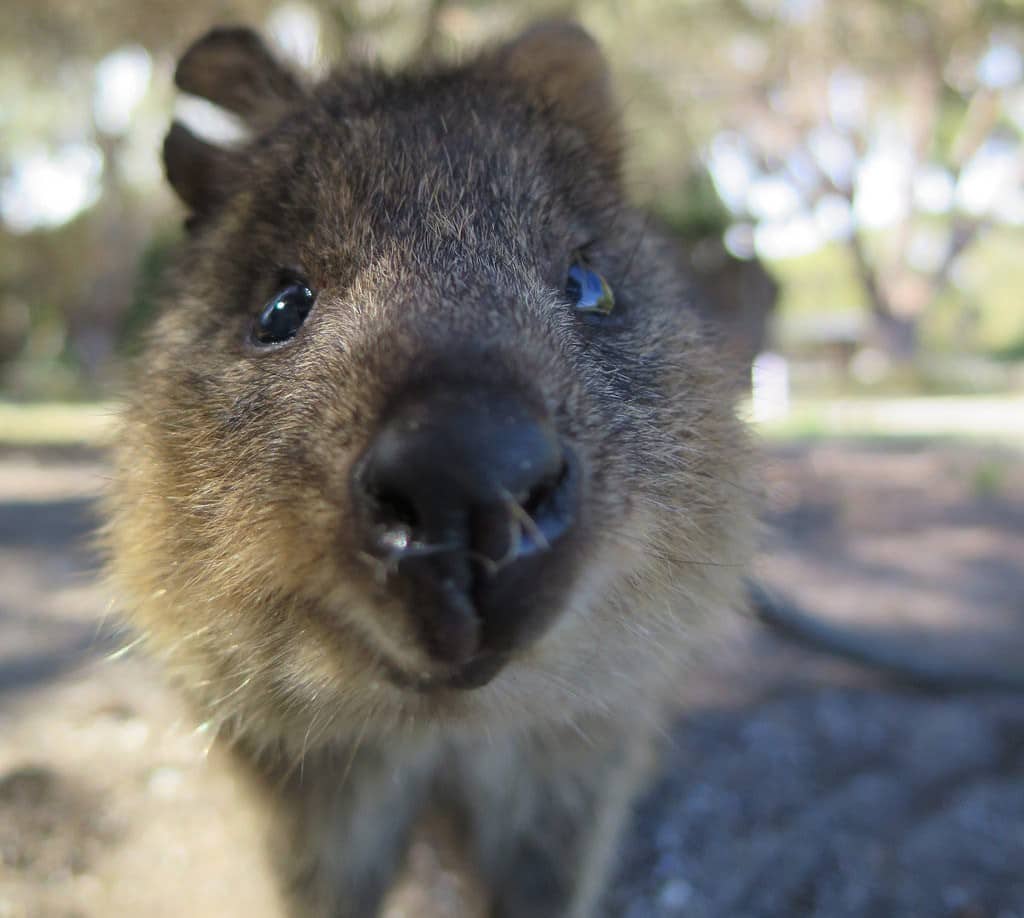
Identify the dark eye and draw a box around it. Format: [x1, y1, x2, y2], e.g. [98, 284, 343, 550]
[252, 283, 315, 345]
[565, 260, 615, 316]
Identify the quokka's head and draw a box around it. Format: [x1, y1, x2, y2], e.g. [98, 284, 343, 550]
[107, 22, 754, 750]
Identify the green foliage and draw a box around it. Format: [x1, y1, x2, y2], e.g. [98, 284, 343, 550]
[971, 458, 1007, 498]
[768, 244, 867, 317]
[119, 231, 182, 356]
[650, 170, 732, 241]
[919, 229, 1024, 357]
[995, 335, 1024, 361]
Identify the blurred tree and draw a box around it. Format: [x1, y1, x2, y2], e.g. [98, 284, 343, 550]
[1, 0, 278, 392]
[700, 0, 1024, 360]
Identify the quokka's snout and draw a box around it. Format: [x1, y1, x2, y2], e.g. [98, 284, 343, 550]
[350, 379, 583, 682]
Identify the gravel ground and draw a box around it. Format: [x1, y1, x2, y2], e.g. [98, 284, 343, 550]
[0, 440, 1022, 917]
[608, 689, 1024, 918]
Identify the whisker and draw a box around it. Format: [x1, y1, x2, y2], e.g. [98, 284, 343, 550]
[499, 487, 549, 552]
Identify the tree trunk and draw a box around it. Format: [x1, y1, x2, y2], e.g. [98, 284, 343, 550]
[874, 312, 918, 363]
[845, 232, 920, 363]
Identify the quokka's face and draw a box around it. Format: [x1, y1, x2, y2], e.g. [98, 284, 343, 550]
[109, 24, 751, 747]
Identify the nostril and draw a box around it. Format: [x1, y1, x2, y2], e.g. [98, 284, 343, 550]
[353, 388, 581, 578]
[521, 458, 569, 519]
[368, 485, 420, 531]
[514, 452, 576, 555]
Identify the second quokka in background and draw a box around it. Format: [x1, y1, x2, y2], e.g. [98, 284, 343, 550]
[105, 20, 756, 917]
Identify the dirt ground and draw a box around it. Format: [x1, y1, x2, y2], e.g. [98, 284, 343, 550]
[0, 440, 1022, 918]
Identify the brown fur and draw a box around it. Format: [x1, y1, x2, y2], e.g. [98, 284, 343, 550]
[105, 22, 755, 916]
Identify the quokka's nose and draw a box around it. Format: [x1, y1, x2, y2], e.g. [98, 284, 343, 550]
[351, 385, 579, 665]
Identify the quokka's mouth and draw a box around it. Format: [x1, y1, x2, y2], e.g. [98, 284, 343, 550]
[376, 648, 510, 693]
[312, 591, 515, 695]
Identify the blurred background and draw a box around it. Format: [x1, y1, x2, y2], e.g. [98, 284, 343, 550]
[1, 1, 1023, 916]
[2, 0, 1024, 412]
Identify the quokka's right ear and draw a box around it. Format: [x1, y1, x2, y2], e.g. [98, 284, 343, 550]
[163, 121, 236, 220]
[489, 21, 622, 178]
[164, 28, 306, 224]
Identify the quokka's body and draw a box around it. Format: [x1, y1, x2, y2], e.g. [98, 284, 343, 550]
[105, 21, 754, 916]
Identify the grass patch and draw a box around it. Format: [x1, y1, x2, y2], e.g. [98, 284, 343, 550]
[750, 395, 1024, 448]
[3, 396, 1023, 451]
[0, 401, 118, 446]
